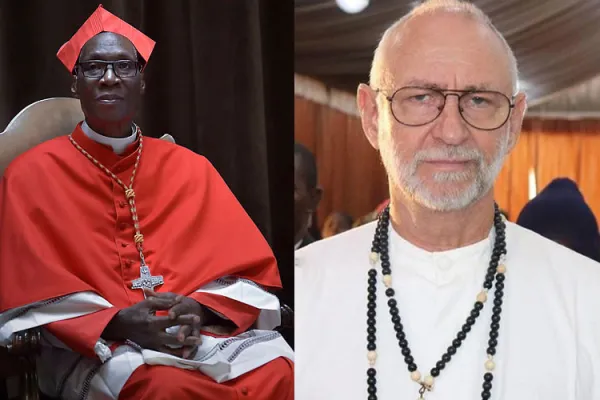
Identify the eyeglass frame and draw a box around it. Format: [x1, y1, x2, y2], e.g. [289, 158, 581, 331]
[374, 86, 516, 131]
[74, 59, 142, 79]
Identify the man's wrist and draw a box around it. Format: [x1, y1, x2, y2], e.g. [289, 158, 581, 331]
[101, 310, 125, 341]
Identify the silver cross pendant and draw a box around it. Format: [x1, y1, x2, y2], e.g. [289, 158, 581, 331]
[131, 263, 164, 297]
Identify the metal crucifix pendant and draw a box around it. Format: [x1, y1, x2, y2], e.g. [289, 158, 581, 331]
[131, 263, 164, 297]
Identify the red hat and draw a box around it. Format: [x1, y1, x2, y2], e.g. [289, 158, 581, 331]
[57, 4, 155, 72]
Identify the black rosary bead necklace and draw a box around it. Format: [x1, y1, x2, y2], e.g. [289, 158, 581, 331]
[366, 204, 507, 400]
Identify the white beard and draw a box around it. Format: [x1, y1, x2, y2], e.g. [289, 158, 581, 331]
[379, 132, 509, 212]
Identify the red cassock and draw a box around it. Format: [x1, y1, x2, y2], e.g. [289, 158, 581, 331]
[0, 124, 293, 399]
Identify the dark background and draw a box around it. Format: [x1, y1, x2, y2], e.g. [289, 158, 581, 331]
[0, 0, 294, 332]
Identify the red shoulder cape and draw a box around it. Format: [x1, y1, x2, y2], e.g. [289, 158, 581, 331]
[0, 124, 281, 356]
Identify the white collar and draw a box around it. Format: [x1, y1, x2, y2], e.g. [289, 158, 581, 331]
[390, 225, 494, 261]
[81, 120, 137, 155]
[388, 225, 495, 283]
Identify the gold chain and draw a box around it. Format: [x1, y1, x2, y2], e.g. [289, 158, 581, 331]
[69, 127, 148, 264]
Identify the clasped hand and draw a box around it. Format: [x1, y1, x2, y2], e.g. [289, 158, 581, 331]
[103, 288, 205, 359]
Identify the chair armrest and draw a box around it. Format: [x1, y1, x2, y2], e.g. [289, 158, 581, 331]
[280, 304, 294, 329]
[0, 346, 30, 377]
[7, 328, 41, 357]
[0, 329, 40, 382]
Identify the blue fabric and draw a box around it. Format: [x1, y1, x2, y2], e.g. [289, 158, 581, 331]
[516, 178, 600, 262]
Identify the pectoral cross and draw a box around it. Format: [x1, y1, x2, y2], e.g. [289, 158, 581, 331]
[131, 263, 164, 297]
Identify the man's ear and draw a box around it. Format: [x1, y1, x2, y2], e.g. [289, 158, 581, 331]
[506, 92, 527, 152]
[309, 186, 323, 212]
[140, 78, 146, 95]
[357, 83, 380, 150]
[71, 76, 79, 99]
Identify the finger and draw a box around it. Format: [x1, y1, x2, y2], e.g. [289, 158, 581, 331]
[146, 296, 180, 311]
[177, 325, 192, 342]
[174, 313, 201, 326]
[160, 292, 181, 301]
[168, 303, 184, 320]
[144, 289, 180, 302]
[168, 302, 195, 320]
[182, 345, 199, 359]
[157, 331, 187, 347]
[157, 332, 200, 351]
[182, 346, 192, 359]
[148, 315, 187, 330]
[180, 334, 202, 347]
[190, 326, 202, 344]
[143, 288, 158, 298]
[150, 314, 200, 331]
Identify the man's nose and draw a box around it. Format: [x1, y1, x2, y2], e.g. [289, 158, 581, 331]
[100, 65, 119, 85]
[432, 95, 471, 146]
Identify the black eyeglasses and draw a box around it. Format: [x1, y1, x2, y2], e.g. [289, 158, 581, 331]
[375, 86, 515, 131]
[76, 60, 140, 79]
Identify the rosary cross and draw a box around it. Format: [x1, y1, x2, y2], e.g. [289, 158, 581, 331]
[131, 263, 164, 297]
[418, 384, 431, 400]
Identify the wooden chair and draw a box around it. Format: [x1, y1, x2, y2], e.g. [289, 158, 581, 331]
[0, 98, 293, 399]
[0, 98, 84, 176]
[0, 97, 84, 400]
[0, 97, 173, 399]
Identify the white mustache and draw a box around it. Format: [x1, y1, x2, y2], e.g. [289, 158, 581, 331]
[413, 147, 484, 163]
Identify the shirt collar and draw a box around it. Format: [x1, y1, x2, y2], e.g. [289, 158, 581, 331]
[81, 120, 137, 155]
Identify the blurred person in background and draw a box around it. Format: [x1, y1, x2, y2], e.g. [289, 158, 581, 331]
[517, 177, 600, 262]
[321, 211, 354, 238]
[294, 142, 322, 249]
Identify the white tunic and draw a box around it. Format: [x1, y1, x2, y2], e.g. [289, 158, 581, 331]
[295, 221, 600, 400]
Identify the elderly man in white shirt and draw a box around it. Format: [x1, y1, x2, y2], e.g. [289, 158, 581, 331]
[295, 1, 600, 399]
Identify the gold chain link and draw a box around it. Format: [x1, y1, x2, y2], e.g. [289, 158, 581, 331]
[69, 127, 147, 261]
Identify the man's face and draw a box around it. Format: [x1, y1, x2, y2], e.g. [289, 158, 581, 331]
[359, 13, 526, 212]
[73, 32, 144, 125]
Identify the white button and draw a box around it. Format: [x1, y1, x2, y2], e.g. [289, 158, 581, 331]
[436, 256, 452, 271]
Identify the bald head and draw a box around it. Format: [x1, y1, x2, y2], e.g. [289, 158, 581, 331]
[356, 0, 528, 213]
[369, 0, 518, 94]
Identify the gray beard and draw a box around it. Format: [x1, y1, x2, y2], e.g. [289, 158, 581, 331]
[380, 134, 509, 211]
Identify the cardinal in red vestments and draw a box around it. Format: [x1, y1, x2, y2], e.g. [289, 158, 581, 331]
[0, 5, 293, 399]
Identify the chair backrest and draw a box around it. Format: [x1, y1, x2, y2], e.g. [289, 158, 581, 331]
[0, 97, 176, 176]
[0, 97, 84, 175]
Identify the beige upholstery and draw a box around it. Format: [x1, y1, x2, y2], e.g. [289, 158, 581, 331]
[0, 97, 175, 175]
[0, 98, 84, 175]
[160, 133, 175, 144]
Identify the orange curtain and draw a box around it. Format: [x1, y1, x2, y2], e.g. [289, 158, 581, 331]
[494, 129, 537, 221]
[533, 119, 600, 222]
[482, 118, 600, 222]
[294, 96, 387, 228]
[579, 129, 600, 221]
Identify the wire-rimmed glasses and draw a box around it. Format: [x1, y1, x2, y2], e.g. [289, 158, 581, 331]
[375, 86, 515, 131]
